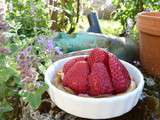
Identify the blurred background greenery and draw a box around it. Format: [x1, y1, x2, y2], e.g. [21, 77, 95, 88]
[5, 0, 160, 40]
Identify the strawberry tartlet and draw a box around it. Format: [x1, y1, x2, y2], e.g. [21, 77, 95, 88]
[53, 48, 136, 97]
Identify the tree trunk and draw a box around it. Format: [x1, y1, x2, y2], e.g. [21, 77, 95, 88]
[76, 0, 80, 23]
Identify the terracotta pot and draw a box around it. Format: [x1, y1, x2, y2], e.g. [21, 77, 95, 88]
[137, 12, 160, 76]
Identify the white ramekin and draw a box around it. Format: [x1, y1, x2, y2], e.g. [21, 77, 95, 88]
[45, 55, 144, 119]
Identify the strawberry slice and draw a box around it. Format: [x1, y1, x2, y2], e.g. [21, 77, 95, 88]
[108, 53, 131, 93]
[63, 61, 89, 94]
[88, 62, 113, 96]
[63, 57, 86, 74]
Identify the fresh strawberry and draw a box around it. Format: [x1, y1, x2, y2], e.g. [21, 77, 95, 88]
[88, 62, 113, 96]
[87, 48, 109, 67]
[63, 57, 86, 74]
[108, 53, 131, 93]
[63, 61, 89, 94]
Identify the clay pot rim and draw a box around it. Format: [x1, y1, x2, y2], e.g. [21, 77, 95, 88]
[138, 12, 160, 19]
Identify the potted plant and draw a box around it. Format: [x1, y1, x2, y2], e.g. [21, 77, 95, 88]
[137, 12, 160, 76]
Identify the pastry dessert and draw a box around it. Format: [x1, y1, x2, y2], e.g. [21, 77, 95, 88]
[53, 48, 136, 97]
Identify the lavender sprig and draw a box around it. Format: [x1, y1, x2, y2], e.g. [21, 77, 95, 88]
[0, 47, 10, 54]
[0, 1, 10, 55]
[37, 35, 63, 60]
[0, 32, 10, 54]
[17, 46, 39, 89]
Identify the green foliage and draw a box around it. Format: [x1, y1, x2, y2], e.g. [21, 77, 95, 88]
[19, 83, 48, 109]
[78, 16, 123, 36]
[0, 65, 20, 119]
[113, 0, 160, 31]
[50, 0, 80, 33]
[6, 0, 51, 38]
[143, 0, 160, 10]
[0, 0, 76, 119]
[0, 99, 13, 120]
[0, 33, 51, 119]
[99, 20, 123, 36]
[6, 0, 80, 37]
[0, 34, 20, 119]
[129, 25, 139, 42]
[0, 20, 53, 120]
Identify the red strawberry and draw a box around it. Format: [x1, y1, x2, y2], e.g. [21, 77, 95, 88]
[63, 57, 86, 74]
[87, 48, 109, 67]
[87, 48, 111, 77]
[108, 53, 131, 93]
[63, 61, 89, 94]
[88, 62, 113, 96]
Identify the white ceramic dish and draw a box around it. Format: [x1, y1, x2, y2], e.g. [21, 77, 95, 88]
[45, 55, 144, 119]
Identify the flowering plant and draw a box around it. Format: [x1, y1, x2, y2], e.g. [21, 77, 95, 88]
[0, 26, 62, 119]
[0, 7, 62, 118]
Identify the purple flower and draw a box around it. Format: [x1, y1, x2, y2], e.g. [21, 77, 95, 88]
[145, 9, 153, 12]
[0, 48, 10, 54]
[55, 47, 63, 55]
[27, 46, 32, 52]
[17, 47, 39, 84]
[17, 46, 32, 61]
[37, 36, 46, 44]
[36, 35, 63, 61]
[37, 36, 57, 53]
[47, 40, 55, 52]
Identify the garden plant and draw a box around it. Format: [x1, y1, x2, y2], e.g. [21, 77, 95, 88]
[0, 0, 160, 120]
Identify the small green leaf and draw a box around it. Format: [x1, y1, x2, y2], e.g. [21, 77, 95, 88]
[38, 64, 46, 73]
[20, 83, 48, 109]
[28, 93, 41, 109]
[0, 67, 17, 84]
[9, 44, 19, 54]
[0, 84, 6, 100]
[36, 83, 48, 95]
[0, 99, 13, 113]
[0, 55, 6, 67]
